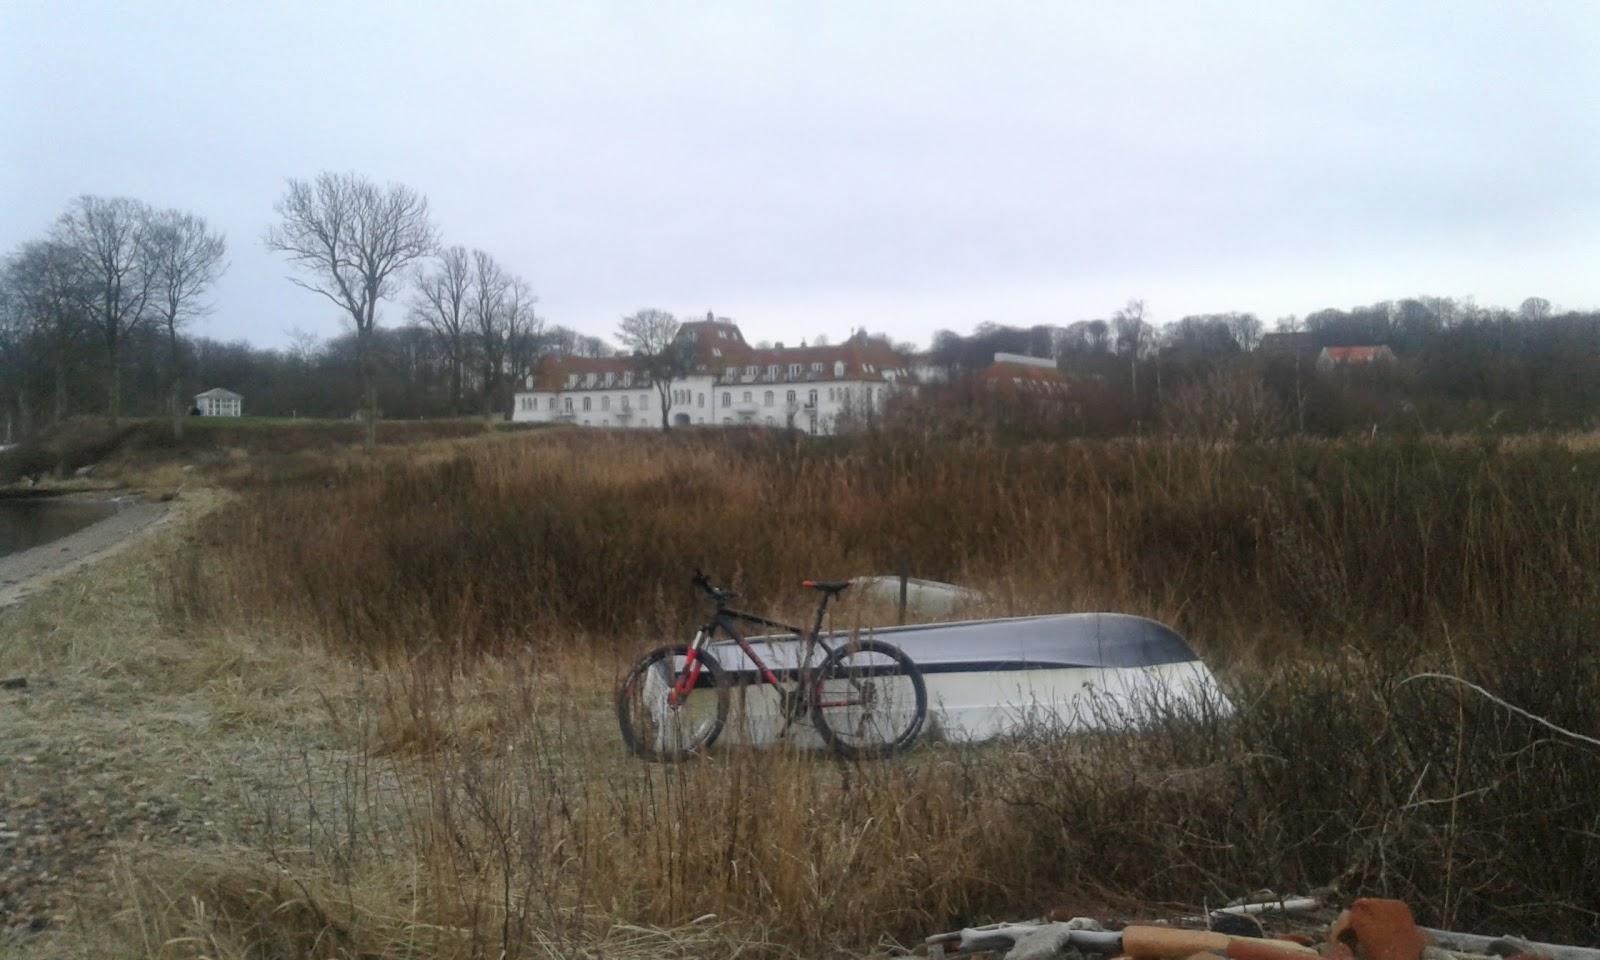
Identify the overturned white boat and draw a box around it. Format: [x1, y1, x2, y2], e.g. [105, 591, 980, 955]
[711, 613, 1232, 747]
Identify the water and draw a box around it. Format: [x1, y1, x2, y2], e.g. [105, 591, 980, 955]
[0, 498, 117, 558]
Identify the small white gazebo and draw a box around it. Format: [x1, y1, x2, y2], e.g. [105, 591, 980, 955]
[194, 387, 243, 417]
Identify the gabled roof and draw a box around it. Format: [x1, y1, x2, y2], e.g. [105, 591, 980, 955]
[975, 354, 1070, 393]
[527, 323, 911, 391]
[530, 355, 649, 391]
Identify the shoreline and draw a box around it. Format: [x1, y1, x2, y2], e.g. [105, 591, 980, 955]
[0, 492, 173, 610]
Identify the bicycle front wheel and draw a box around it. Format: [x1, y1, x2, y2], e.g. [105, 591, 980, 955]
[617, 645, 729, 762]
[811, 639, 927, 760]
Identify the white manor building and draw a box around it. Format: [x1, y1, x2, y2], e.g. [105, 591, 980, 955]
[511, 318, 911, 434]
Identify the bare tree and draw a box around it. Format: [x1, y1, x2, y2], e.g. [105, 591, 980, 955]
[58, 196, 157, 426]
[147, 209, 227, 438]
[465, 249, 513, 415]
[3, 239, 91, 425]
[616, 308, 684, 430]
[1226, 312, 1264, 352]
[411, 245, 472, 412]
[1113, 298, 1153, 412]
[264, 171, 437, 446]
[503, 275, 543, 394]
[1519, 296, 1552, 322]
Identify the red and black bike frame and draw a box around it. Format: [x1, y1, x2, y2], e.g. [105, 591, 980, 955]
[667, 598, 840, 707]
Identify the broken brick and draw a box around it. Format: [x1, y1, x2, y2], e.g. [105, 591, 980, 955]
[1330, 899, 1427, 960]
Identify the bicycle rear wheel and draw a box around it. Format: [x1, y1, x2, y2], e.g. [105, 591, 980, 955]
[811, 639, 927, 760]
[617, 645, 729, 762]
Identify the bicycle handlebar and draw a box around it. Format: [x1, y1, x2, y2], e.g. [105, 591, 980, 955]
[691, 569, 737, 605]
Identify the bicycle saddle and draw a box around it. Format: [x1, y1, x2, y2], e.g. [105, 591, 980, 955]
[801, 579, 852, 595]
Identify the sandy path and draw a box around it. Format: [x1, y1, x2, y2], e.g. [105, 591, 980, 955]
[0, 494, 171, 611]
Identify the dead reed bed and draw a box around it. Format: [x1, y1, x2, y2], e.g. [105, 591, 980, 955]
[180, 428, 1600, 662]
[143, 428, 1600, 958]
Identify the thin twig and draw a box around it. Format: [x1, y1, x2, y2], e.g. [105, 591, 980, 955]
[1401, 672, 1600, 750]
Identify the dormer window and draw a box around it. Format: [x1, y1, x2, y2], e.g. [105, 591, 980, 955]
[604, 372, 615, 387]
[566, 373, 578, 388]
[788, 363, 801, 378]
[712, 348, 722, 357]
[585, 372, 597, 387]
[810, 362, 823, 374]
[767, 365, 779, 380]
[744, 364, 758, 379]
[834, 361, 845, 378]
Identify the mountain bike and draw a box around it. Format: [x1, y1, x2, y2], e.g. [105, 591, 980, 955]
[616, 571, 928, 761]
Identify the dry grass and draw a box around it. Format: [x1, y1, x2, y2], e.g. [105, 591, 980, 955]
[16, 427, 1600, 958]
[179, 429, 1600, 664]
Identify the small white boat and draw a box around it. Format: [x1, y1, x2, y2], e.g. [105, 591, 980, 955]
[708, 613, 1232, 748]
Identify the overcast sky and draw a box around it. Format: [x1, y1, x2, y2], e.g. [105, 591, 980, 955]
[3, 2, 1598, 350]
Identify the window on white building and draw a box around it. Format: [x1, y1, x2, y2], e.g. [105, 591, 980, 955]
[786, 390, 796, 406]
[563, 397, 573, 413]
[582, 397, 591, 411]
[601, 396, 610, 411]
[621, 396, 631, 411]
[697, 393, 705, 408]
[764, 390, 773, 406]
[808, 389, 817, 407]
[743, 390, 752, 403]
[548, 397, 556, 411]
[722, 391, 731, 406]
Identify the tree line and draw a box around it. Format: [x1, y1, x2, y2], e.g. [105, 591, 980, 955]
[0, 196, 228, 439]
[6, 171, 1597, 443]
[0, 172, 568, 446]
[914, 296, 1600, 437]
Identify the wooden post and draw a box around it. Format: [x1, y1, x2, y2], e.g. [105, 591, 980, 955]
[898, 570, 909, 625]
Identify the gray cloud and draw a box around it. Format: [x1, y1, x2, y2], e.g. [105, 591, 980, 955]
[3, 1, 1597, 348]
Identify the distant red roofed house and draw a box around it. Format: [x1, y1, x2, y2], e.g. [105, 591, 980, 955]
[1316, 345, 1396, 371]
[976, 352, 1071, 394]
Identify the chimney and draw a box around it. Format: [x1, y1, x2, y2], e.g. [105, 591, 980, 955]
[775, 341, 784, 350]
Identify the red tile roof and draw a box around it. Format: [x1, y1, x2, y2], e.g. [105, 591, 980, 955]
[527, 323, 910, 391]
[1319, 345, 1394, 363]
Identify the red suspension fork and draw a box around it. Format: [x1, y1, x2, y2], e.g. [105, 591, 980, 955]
[668, 630, 709, 706]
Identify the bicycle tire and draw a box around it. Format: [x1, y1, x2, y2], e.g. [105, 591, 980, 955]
[810, 638, 927, 760]
[616, 644, 729, 762]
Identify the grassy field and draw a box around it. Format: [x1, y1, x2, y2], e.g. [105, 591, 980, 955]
[7, 423, 1600, 958]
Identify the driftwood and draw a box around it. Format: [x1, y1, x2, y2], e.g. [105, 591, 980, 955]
[1420, 928, 1600, 960]
[930, 919, 1320, 960]
[929, 896, 1323, 959]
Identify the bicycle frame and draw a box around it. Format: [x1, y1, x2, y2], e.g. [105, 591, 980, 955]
[667, 594, 841, 706]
